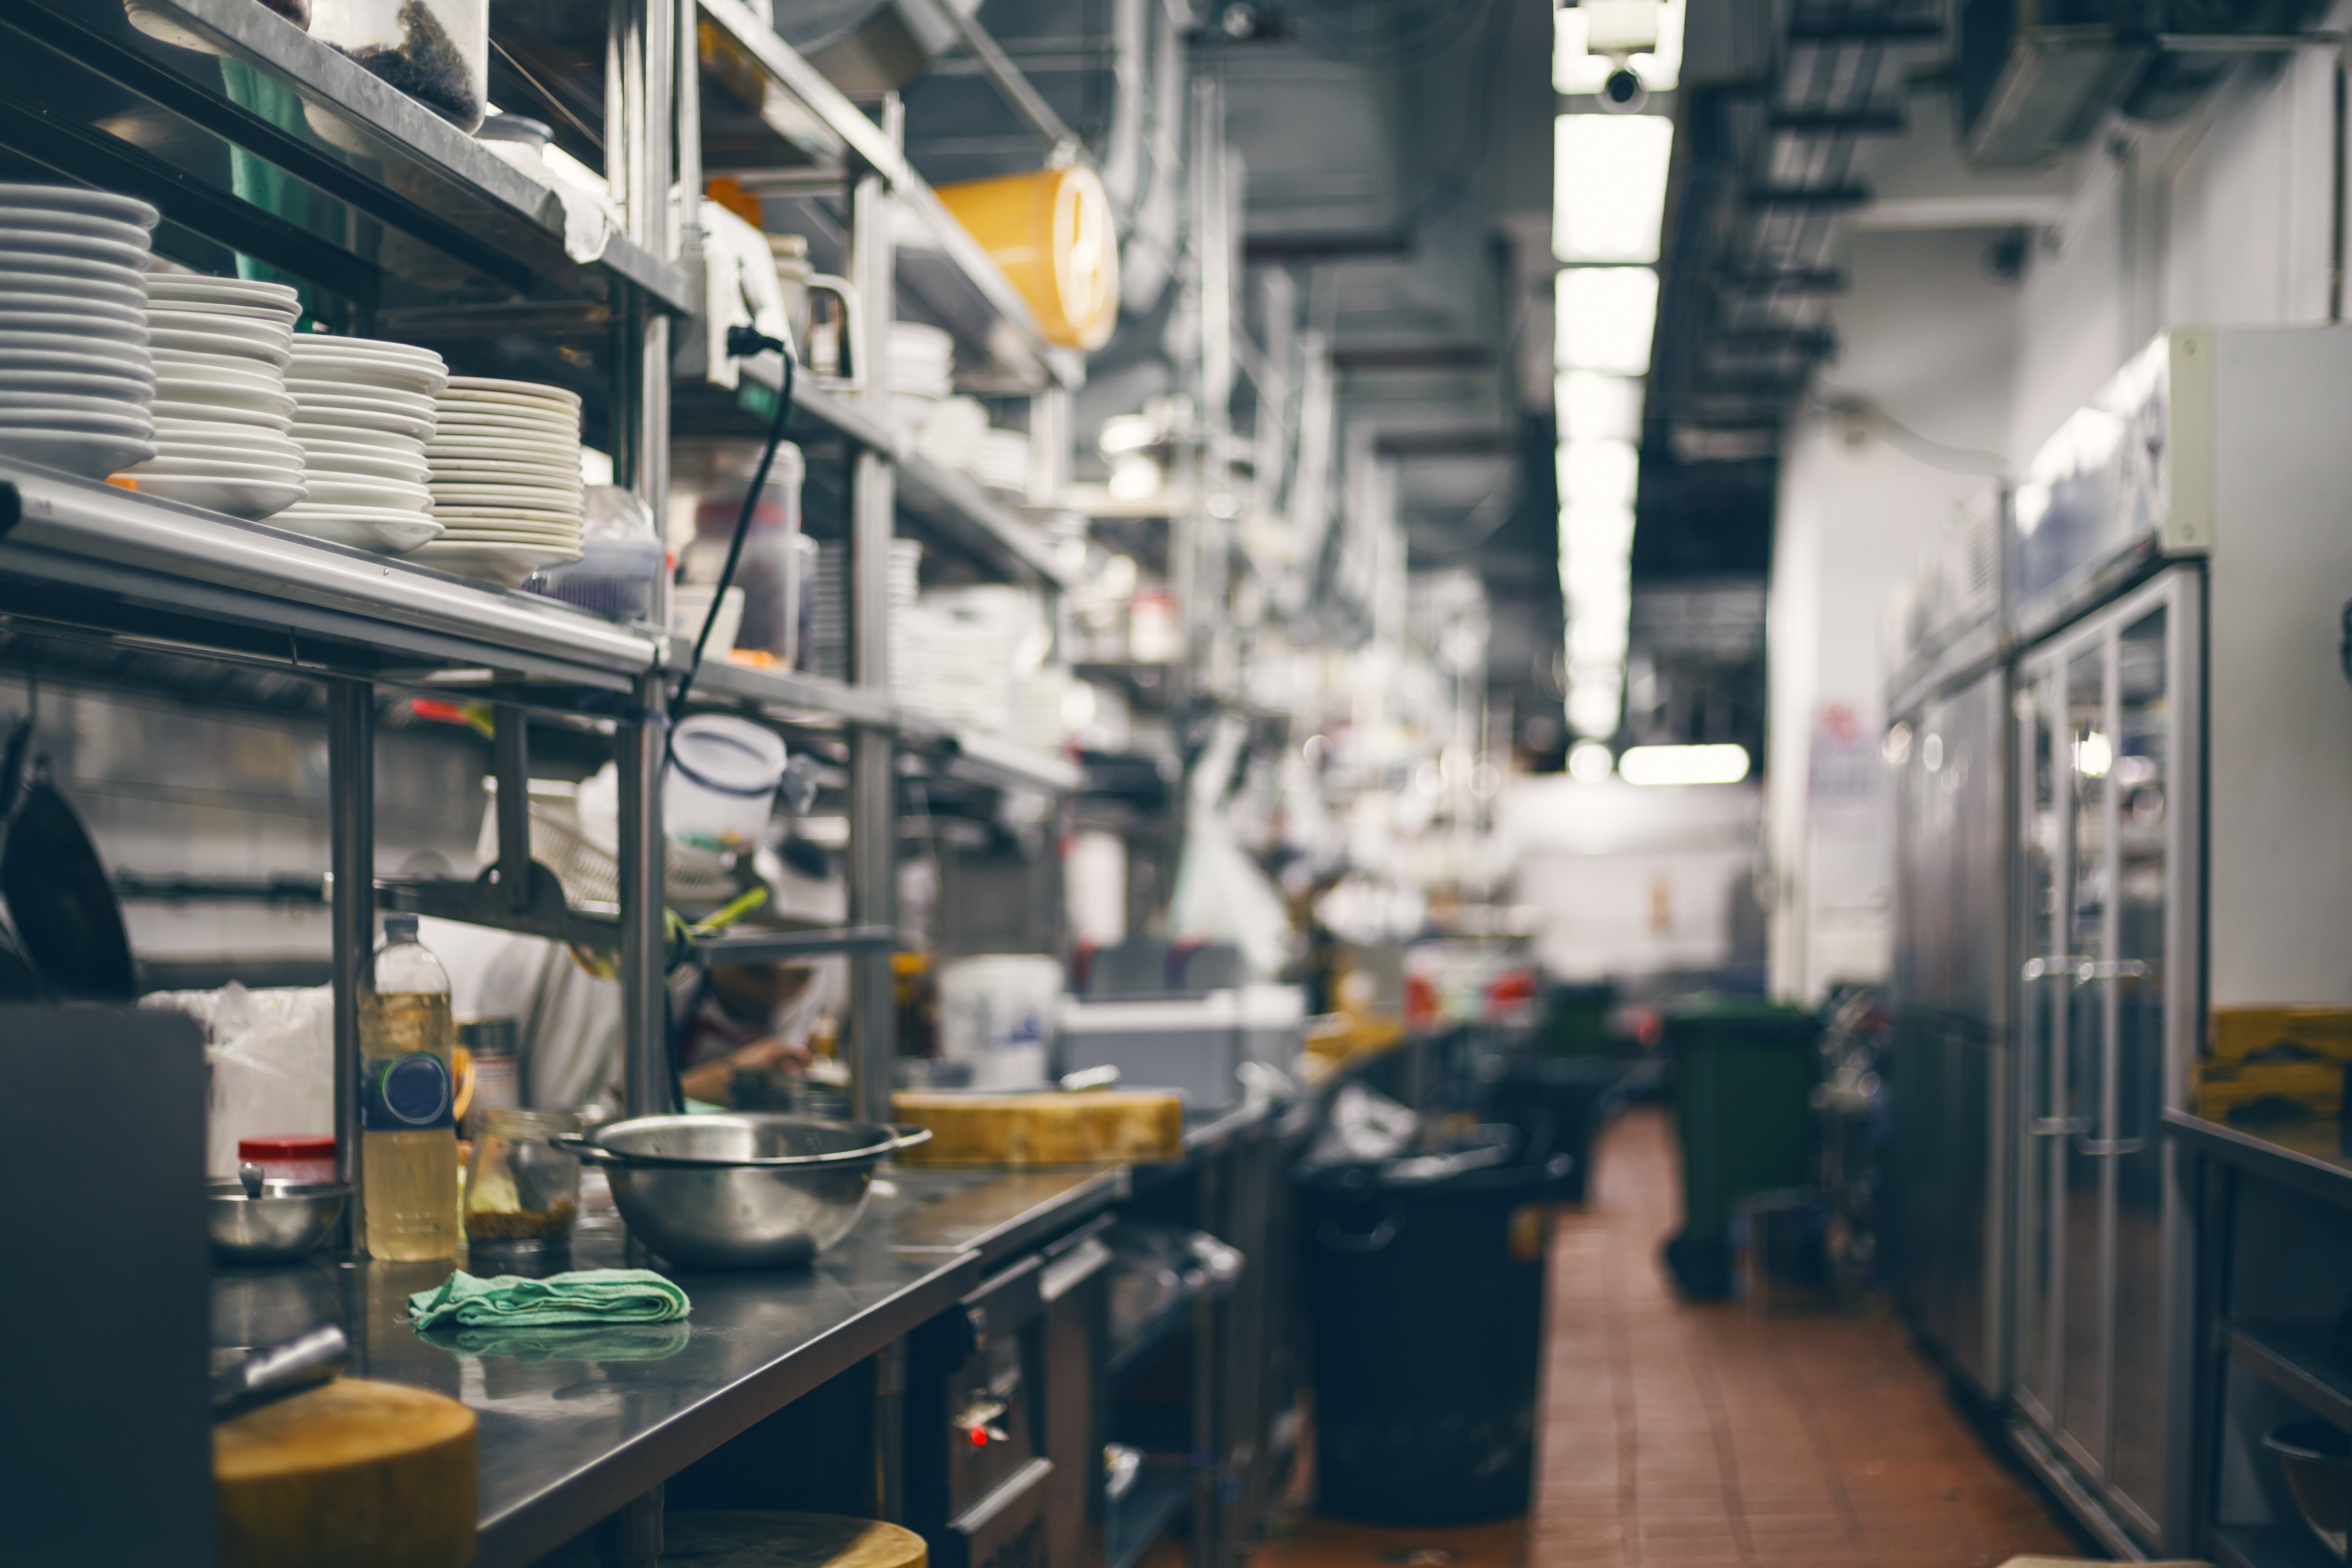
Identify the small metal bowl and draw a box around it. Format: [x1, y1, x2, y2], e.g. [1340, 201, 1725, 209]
[207, 1178, 349, 1264]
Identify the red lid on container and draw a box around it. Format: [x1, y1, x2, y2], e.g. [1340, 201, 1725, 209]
[238, 1135, 336, 1160]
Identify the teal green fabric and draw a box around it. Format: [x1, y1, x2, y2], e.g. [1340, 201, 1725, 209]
[407, 1268, 690, 1330]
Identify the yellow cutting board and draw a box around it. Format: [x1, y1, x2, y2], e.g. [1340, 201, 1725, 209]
[215, 1378, 476, 1568]
[892, 1089, 1185, 1166]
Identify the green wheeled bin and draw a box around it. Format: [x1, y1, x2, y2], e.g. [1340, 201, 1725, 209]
[1661, 1000, 1820, 1298]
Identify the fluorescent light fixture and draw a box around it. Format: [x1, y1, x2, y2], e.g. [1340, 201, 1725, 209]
[1554, 115, 1675, 265]
[1567, 679, 1622, 738]
[1556, 267, 1659, 375]
[1559, 372, 1644, 441]
[1618, 743, 1751, 786]
[1568, 610, 1629, 665]
[1559, 439, 1640, 508]
[1567, 739, 1615, 782]
[1555, 0, 1683, 94]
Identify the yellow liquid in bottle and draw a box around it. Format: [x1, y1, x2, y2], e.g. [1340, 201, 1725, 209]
[360, 991, 459, 1262]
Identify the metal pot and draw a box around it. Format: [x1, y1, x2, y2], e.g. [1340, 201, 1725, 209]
[207, 1177, 350, 1264]
[553, 1114, 929, 1269]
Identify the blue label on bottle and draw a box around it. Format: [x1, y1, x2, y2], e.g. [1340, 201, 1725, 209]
[362, 1053, 453, 1131]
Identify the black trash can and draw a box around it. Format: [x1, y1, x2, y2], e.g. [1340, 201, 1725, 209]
[1482, 1056, 1625, 1203]
[1296, 1136, 1556, 1526]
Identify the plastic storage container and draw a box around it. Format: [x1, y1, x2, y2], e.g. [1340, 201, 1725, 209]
[1661, 1000, 1821, 1298]
[664, 714, 788, 850]
[238, 1134, 336, 1184]
[936, 955, 1062, 1090]
[309, 0, 488, 130]
[685, 443, 804, 661]
[360, 914, 460, 1261]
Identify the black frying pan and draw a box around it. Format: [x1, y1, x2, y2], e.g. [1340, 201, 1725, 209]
[0, 715, 135, 1002]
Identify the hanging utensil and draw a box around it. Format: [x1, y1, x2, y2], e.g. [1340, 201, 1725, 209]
[0, 759, 136, 1001]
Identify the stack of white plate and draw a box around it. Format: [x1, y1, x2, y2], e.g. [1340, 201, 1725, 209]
[140, 275, 307, 519]
[889, 321, 955, 434]
[280, 335, 448, 553]
[971, 428, 1030, 496]
[414, 376, 584, 586]
[0, 184, 159, 480]
[915, 395, 986, 472]
[125, 274, 306, 517]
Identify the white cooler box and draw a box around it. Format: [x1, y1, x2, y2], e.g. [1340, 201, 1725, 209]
[1058, 985, 1305, 1109]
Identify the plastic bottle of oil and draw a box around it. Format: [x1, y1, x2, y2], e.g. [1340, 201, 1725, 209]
[359, 914, 459, 1261]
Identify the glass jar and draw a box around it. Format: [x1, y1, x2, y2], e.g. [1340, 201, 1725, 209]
[463, 1107, 581, 1259]
[309, 0, 488, 131]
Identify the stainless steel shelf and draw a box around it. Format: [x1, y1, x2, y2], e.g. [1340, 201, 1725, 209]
[693, 924, 898, 961]
[0, 462, 662, 692]
[897, 452, 1074, 587]
[2228, 1323, 2352, 1434]
[691, 0, 1081, 390]
[901, 721, 1084, 794]
[680, 644, 899, 729]
[10, 0, 692, 318]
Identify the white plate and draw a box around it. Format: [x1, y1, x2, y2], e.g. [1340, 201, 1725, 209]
[0, 205, 154, 244]
[1, 407, 153, 434]
[437, 524, 583, 544]
[305, 475, 431, 508]
[145, 275, 300, 309]
[0, 370, 152, 402]
[153, 389, 296, 422]
[0, 249, 143, 283]
[423, 436, 575, 460]
[284, 381, 438, 416]
[430, 508, 585, 529]
[0, 428, 154, 478]
[129, 457, 303, 486]
[408, 539, 581, 586]
[0, 331, 150, 366]
[301, 450, 428, 483]
[155, 430, 304, 461]
[285, 357, 446, 397]
[443, 375, 581, 404]
[147, 296, 298, 325]
[0, 283, 149, 318]
[0, 311, 145, 347]
[297, 432, 428, 461]
[0, 184, 159, 226]
[431, 400, 576, 425]
[122, 472, 304, 519]
[148, 318, 291, 358]
[290, 336, 444, 364]
[0, 269, 147, 306]
[431, 467, 583, 490]
[429, 482, 581, 508]
[274, 506, 443, 554]
[153, 365, 283, 401]
[0, 389, 154, 417]
[430, 417, 577, 443]
[0, 230, 150, 268]
[290, 406, 436, 441]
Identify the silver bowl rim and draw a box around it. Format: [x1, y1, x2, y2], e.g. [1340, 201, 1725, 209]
[206, 1178, 352, 1201]
[554, 1113, 929, 1170]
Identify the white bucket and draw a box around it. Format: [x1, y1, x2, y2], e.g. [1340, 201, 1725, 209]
[938, 954, 1063, 1090]
[665, 715, 788, 849]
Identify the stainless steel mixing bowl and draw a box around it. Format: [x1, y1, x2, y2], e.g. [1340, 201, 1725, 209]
[554, 1115, 930, 1269]
[206, 1178, 349, 1264]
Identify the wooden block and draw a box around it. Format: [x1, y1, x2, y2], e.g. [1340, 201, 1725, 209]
[663, 1512, 928, 1568]
[2209, 1007, 2352, 1064]
[215, 1378, 476, 1568]
[891, 1089, 1185, 1165]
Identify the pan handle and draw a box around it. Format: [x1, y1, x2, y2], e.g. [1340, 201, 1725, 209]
[550, 1132, 625, 1167]
[885, 1125, 933, 1155]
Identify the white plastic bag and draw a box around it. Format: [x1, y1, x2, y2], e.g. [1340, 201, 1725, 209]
[143, 983, 333, 1175]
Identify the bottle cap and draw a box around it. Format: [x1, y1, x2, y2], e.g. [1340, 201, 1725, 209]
[382, 913, 420, 944]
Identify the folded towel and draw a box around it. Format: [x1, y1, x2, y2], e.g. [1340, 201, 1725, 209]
[407, 1268, 690, 1330]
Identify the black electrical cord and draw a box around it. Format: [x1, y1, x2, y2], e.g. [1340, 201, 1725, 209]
[668, 324, 796, 726]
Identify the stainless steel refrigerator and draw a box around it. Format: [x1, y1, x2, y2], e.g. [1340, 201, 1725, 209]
[1890, 326, 2352, 1556]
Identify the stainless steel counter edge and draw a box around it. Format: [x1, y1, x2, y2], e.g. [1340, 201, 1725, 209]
[475, 1247, 982, 1568]
[886, 1165, 1132, 1274]
[0, 467, 662, 679]
[2164, 1107, 2352, 1211]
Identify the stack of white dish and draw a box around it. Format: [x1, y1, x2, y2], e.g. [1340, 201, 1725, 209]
[0, 183, 158, 481]
[140, 276, 305, 519]
[889, 321, 955, 434]
[280, 335, 448, 552]
[971, 428, 1029, 497]
[127, 275, 306, 517]
[415, 376, 584, 586]
[915, 395, 986, 472]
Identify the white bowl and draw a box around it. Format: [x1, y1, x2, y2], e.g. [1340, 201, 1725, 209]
[122, 471, 303, 519]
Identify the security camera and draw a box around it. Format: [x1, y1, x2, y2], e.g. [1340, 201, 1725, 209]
[1599, 66, 1648, 113]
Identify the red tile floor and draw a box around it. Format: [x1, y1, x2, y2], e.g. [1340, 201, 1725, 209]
[1247, 1106, 2082, 1568]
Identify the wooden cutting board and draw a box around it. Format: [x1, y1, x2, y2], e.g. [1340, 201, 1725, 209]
[661, 1512, 928, 1568]
[892, 1089, 1185, 1165]
[214, 1378, 476, 1568]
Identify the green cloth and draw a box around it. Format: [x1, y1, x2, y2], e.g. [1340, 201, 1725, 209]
[407, 1268, 690, 1330]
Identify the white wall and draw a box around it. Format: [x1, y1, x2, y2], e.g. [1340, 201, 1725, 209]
[1497, 776, 1760, 980]
[1768, 226, 2018, 1000]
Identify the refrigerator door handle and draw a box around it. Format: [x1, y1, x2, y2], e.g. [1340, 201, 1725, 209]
[2021, 956, 2072, 981]
[2076, 1134, 2148, 1156]
[2070, 960, 2149, 984]
[2029, 1115, 2090, 1136]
